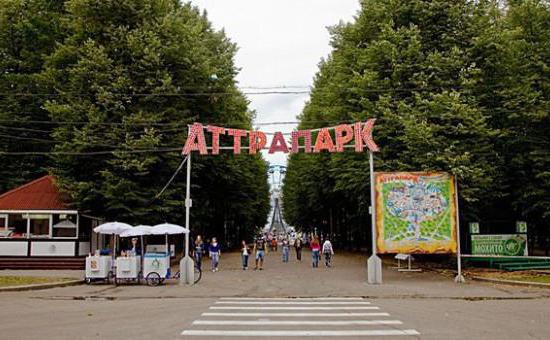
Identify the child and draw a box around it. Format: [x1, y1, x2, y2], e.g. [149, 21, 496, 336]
[209, 237, 221, 272]
[241, 240, 250, 270]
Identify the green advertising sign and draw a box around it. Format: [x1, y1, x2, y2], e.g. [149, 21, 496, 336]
[516, 221, 527, 233]
[471, 235, 528, 256]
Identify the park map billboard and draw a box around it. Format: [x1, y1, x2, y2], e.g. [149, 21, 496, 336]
[375, 172, 458, 254]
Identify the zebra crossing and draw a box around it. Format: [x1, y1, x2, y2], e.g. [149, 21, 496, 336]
[181, 297, 420, 338]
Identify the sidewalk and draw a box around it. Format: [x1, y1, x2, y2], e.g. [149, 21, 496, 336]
[4, 250, 548, 300]
[0, 270, 82, 279]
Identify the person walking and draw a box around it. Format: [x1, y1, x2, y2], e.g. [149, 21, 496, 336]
[294, 237, 303, 261]
[322, 238, 334, 267]
[253, 236, 267, 270]
[271, 237, 278, 252]
[310, 236, 321, 268]
[281, 238, 290, 263]
[193, 235, 204, 271]
[241, 240, 250, 270]
[208, 237, 221, 272]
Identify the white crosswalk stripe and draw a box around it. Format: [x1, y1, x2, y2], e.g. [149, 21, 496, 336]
[181, 297, 420, 338]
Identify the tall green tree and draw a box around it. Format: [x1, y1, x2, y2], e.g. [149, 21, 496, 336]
[471, 0, 550, 249]
[0, 0, 64, 192]
[284, 0, 502, 248]
[41, 0, 269, 243]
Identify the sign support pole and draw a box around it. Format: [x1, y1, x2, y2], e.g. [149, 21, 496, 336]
[454, 178, 465, 283]
[367, 151, 382, 284]
[180, 155, 195, 285]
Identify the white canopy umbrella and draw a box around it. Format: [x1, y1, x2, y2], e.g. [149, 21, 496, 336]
[151, 223, 189, 235]
[151, 223, 189, 257]
[94, 222, 132, 235]
[93, 222, 132, 261]
[120, 225, 153, 266]
[120, 225, 152, 238]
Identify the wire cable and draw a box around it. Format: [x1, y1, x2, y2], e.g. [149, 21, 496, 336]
[153, 155, 188, 200]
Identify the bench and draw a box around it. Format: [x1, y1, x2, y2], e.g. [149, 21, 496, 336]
[393, 254, 422, 272]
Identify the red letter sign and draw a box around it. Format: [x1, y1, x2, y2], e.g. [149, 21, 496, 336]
[335, 124, 354, 152]
[269, 132, 289, 154]
[227, 129, 247, 154]
[354, 119, 379, 152]
[313, 128, 335, 153]
[249, 131, 267, 154]
[182, 123, 207, 155]
[207, 125, 226, 155]
[291, 130, 312, 153]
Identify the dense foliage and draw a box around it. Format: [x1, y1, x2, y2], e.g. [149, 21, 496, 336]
[0, 0, 64, 192]
[0, 0, 270, 246]
[283, 0, 549, 252]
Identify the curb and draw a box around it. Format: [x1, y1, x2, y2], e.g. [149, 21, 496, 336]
[0, 279, 83, 292]
[471, 276, 550, 288]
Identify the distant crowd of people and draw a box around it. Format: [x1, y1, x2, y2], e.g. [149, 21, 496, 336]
[191, 233, 334, 272]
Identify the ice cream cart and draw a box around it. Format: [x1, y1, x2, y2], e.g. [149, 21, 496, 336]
[86, 222, 132, 284]
[144, 223, 189, 286]
[115, 225, 152, 285]
[143, 252, 171, 285]
[85, 255, 113, 284]
[115, 255, 141, 284]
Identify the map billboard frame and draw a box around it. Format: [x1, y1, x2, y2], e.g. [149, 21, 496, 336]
[375, 172, 458, 254]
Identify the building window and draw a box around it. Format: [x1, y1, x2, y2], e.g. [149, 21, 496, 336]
[8, 214, 26, 237]
[0, 215, 6, 230]
[29, 214, 50, 238]
[52, 214, 77, 238]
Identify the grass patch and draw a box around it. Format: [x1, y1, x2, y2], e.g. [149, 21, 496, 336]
[0, 276, 72, 287]
[472, 270, 550, 284]
[506, 275, 550, 284]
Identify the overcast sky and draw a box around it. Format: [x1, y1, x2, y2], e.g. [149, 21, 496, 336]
[190, 0, 360, 165]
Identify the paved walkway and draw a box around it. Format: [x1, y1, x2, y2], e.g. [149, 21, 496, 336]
[1, 251, 549, 339]
[7, 249, 546, 300]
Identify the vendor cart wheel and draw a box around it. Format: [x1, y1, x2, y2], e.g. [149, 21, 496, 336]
[85, 278, 92, 285]
[107, 271, 114, 284]
[146, 272, 161, 286]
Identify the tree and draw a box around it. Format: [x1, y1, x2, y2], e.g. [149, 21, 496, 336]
[41, 0, 269, 243]
[0, 0, 65, 192]
[471, 0, 550, 250]
[284, 0, 502, 247]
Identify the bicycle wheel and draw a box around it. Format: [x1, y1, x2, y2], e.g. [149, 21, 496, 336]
[194, 266, 202, 284]
[146, 272, 161, 286]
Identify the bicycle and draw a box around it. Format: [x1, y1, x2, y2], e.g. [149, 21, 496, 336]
[173, 262, 202, 285]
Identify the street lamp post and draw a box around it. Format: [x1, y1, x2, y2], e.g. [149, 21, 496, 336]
[180, 154, 195, 285]
[367, 151, 382, 284]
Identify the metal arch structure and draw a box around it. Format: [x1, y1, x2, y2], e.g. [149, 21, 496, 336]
[268, 164, 286, 190]
[267, 164, 288, 235]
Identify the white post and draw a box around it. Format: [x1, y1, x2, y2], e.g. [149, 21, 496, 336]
[367, 151, 382, 284]
[180, 154, 195, 285]
[454, 178, 465, 283]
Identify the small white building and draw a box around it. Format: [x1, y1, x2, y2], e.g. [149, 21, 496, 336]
[0, 175, 101, 260]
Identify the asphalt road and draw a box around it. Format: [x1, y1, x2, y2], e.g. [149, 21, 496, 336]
[1, 250, 549, 340]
